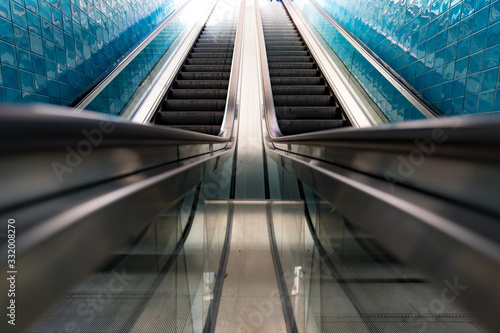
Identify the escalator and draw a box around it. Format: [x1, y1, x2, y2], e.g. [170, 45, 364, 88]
[261, 2, 349, 135]
[154, 3, 239, 135]
[257, 1, 500, 332]
[0, 0, 244, 331]
[1, 0, 500, 332]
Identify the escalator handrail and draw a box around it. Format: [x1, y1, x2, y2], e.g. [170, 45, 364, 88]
[0, 143, 235, 333]
[217, 0, 246, 138]
[254, 0, 283, 138]
[70, 0, 195, 110]
[289, 0, 441, 119]
[0, 104, 231, 215]
[0, 104, 229, 152]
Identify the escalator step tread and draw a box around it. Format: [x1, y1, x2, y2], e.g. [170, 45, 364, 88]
[266, 46, 308, 51]
[168, 89, 228, 99]
[267, 56, 313, 62]
[267, 51, 310, 57]
[173, 80, 229, 89]
[177, 72, 231, 80]
[192, 48, 234, 53]
[272, 85, 328, 95]
[182, 65, 232, 72]
[185, 59, 233, 65]
[265, 42, 305, 47]
[195, 43, 235, 47]
[271, 77, 325, 85]
[268, 62, 316, 69]
[163, 99, 227, 111]
[156, 111, 224, 125]
[188, 53, 233, 58]
[278, 119, 346, 135]
[273, 95, 334, 106]
[275, 106, 341, 119]
[169, 125, 221, 135]
[269, 68, 320, 77]
[264, 37, 303, 42]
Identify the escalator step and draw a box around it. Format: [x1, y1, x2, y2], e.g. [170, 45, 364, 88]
[177, 72, 230, 80]
[192, 47, 234, 53]
[267, 56, 313, 63]
[274, 95, 334, 106]
[173, 80, 229, 89]
[156, 111, 224, 125]
[182, 65, 231, 72]
[269, 68, 319, 77]
[170, 125, 221, 135]
[272, 85, 328, 95]
[264, 33, 300, 38]
[185, 58, 233, 65]
[268, 62, 316, 69]
[266, 46, 308, 52]
[266, 41, 305, 47]
[263, 28, 297, 32]
[264, 37, 303, 42]
[168, 89, 228, 99]
[195, 43, 235, 48]
[197, 38, 236, 43]
[188, 53, 233, 59]
[199, 32, 235, 37]
[203, 27, 236, 31]
[278, 119, 346, 135]
[271, 77, 325, 85]
[267, 50, 309, 57]
[163, 99, 226, 111]
[275, 106, 341, 119]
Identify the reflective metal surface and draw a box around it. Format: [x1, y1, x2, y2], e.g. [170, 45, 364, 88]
[28, 185, 205, 332]
[26, 159, 236, 332]
[297, 182, 486, 332]
[0, 105, 229, 213]
[263, 137, 500, 332]
[0, 145, 233, 332]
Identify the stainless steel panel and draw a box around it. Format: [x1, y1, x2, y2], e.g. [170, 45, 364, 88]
[0, 141, 234, 332]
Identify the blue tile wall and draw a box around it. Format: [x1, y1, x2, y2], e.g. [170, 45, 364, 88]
[86, 23, 184, 115]
[314, 0, 500, 117]
[0, 0, 183, 106]
[292, 0, 423, 121]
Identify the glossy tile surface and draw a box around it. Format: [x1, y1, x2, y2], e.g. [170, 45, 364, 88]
[311, 0, 500, 118]
[0, 0, 184, 105]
